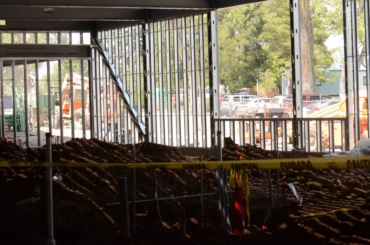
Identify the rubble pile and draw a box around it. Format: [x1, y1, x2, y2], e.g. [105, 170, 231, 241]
[1, 137, 370, 245]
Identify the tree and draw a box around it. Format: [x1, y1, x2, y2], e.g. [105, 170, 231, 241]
[262, 0, 335, 94]
[316, 0, 366, 98]
[300, 0, 315, 93]
[261, 0, 292, 92]
[218, 4, 268, 93]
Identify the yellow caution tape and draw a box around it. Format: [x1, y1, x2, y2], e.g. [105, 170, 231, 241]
[1, 156, 370, 169]
[229, 169, 243, 187]
[228, 169, 235, 186]
[296, 208, 351, 221]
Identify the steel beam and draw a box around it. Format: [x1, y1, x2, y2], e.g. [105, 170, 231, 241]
[0, 0, 211, 9]
[0, 44, 90, 58]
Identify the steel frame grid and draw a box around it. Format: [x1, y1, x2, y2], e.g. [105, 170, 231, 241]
[0, 13, 216, 149]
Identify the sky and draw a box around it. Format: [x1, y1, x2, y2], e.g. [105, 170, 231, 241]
[325, 34, 344, 69]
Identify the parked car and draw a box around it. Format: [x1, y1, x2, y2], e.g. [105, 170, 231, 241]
[270, 93, 332, 117]
[284, 93, 332, 107]
[306, 99, 341, 115]
[268, 95, 287, 108]
[267, 95, 288, 117]
[235, 97, 271, 118]
[220, 94, 255, 117]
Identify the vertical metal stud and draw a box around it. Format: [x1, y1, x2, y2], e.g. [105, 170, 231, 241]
[91, 43, 97, 139]
[135, 25, 142, 143]
[80, 59, 86, 137]
[149, 23, 156, 143]
[351, 0, 360, 143]
[199, 15, 207, 147]
[365, 0, 370, 139]
[290, 0, 303, 149]
[10, 60, 17, 142]
[344, 0, 355, 150]
[23, 61, 29, 147]
[208, 11, 221, 148]
[97, 31, 104, 141]
[157, 21, 165, 145]
[56, 60, 62, 143]
[122, 27, 129, 144]
[142, 24, 149, 143]
[0, 59, 4, 137]
[165, 20, 173, 145]
[35, 60, 41, 146]
[190, 15, 198, 147]
[175, 19, 182, 146]
[182, 17, 189, 147]
[46, 60, 52, 134]
[129, 26, 135, 143]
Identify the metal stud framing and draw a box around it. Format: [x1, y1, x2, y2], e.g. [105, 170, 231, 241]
[0, 13, 219, 149]
[343, 0, 359, 150]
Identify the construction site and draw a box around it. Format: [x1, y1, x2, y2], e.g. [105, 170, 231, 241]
[1, 0, 370, 245]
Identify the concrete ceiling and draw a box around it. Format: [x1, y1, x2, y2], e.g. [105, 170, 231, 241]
[0, 0, 264, 31]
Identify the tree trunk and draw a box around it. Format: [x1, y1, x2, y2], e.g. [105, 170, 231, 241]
[300, 1, 315, 93]
[339, 0, 365, 99]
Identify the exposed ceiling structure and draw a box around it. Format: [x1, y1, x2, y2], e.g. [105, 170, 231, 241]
[0, 0, 264, 31]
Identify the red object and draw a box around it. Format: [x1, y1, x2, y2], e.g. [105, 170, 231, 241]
[261, 226, 268, 232]
[45, 132, 53, 138]
[234, 186, 244, 237]
[291, 200, 301, 207]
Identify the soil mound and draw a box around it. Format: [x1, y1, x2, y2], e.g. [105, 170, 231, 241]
[1, 137, 370, 245]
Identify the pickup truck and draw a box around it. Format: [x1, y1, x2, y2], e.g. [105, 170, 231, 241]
[235, 97, 270, 118]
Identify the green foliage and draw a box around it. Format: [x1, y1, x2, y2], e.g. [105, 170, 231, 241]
[218, 4, 268, 93]
[261, 0, 291, 90]
[311, 0, 336, 84]
[218, 0, 339, 94]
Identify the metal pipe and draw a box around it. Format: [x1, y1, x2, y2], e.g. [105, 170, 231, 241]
[118, 177, 130, 239]
[105, 182, 298, 207]
[0, 60, 4, 138]
[223, 169, 232, 232]
[216, 169, 225, 229]
[16, 197, 37, 207]
[268, 169, 273, 209]
[276, 169, 280, 207]
[45, 132, 56, 245]
[218, 130, 222, 161]
[106, 191, 219, 206]
[154, 169, 168, 235]
[132, 144, 137, 237]
[200, 169, 204, 227]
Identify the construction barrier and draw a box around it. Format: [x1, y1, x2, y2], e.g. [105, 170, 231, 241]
[1, 156, 370, 169]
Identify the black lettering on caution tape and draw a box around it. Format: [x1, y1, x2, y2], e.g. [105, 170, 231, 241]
[182, 164, 207, 169]
[231, 163, 259, 170]
[346, 159, 370, 169]
[280, 160, 314, 170]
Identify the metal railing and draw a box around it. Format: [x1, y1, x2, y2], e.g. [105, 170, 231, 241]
[214, 117, 347, 153]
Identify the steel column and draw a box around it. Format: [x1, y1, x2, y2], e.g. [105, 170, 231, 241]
[208, 11, 220, 148]
[290, 0, 303, 150]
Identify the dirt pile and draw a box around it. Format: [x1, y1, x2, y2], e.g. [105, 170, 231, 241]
[1, 137, 370, 245]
